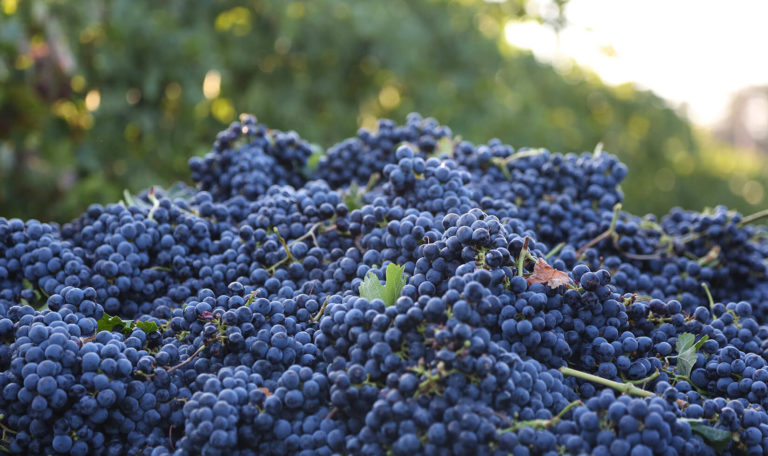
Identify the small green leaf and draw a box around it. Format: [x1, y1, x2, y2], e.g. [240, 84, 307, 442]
[683, 420, 734, 450]
[134, 321, 159, 333]
[676, 353, 697, 378]
[123, 189, 137, 207]
[97, 314, 158, 335]
[359, 272, 385, 303]
[675, 333, 695, 353]
[675, 332, 703, 378]
[593, 142, 604, 157]
[97, 314, 128, 333]
[358, 263, 407, 307]
[382, 263, 407, 307]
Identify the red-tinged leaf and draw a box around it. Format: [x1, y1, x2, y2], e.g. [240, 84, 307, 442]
[526, 258, 571, 288]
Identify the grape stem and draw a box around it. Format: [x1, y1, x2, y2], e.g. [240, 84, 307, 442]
[491, 148, 548, 179]
[311, 296, 330, 323]
[701, 282, 715, 308]
[146, 187, 161, 222]
[78, 334, 98, 346]
[493, 148, 548, 166]
[545, 242, 565, 259]
[576, 203, 621, 257]
[166, 342, 207, 374]
[267, 222, 337, 273]
[168, 424, 176, 451]
[623, 369, 660, 385]
[0, 414, 16, 450]
[274, 228, 295, 264]
[516, 236, 531, 277]
[499, 399, 583, 432]
[560, 366, 654, 397]
[739, 207, 768, 227]
[365, 172, 381, 192]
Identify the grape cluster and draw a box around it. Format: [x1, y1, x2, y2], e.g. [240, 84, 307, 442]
[189, 114, 312, 201]
[0, 113, 768, 455]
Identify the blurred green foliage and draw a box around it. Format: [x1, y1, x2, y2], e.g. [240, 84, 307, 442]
[0, 0, 764, 223]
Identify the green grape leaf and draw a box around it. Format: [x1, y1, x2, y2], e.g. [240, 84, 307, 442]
[359, 263, 407, 307]
[134, 320, 159, 333]
[682, 420, 735, 451]
[97, 314, 128, 333]
[97, 314, 159, 335]
[675, 332, 708, 378]
[382, 263, 407, 307]
[122, 189, 137, 207]
[359, 272, 384, 302]
[675, 333, 695, 352]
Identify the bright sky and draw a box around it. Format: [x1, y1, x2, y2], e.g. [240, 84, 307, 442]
[504, 0, 768, 126]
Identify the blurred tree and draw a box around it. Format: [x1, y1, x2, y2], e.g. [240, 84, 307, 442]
[0, 0, 763, 222]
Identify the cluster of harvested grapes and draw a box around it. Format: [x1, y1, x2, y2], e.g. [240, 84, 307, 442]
[1, 113, 768, 455]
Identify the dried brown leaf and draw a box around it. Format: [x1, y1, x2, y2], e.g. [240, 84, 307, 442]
[526, 258, 571, 288]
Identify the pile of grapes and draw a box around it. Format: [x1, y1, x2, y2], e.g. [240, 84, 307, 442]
[2, 113, 768, 455]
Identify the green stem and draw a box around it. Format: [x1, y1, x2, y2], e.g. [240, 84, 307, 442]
[500, 399, 582, 432]
[545, 242, 565, 259]
[663, 369, 709, 397]
[311, 296, 330, 323]
[739, 207, 768, 227]
[625, 369, 660, 385]
[503, 148, 548, 163]
[166, 343, 207, 373]
[560, 366, 654, 397]
[701, 282, 714, 308]
[274, 228, 295, 264]
[245, 290, 259, 306]
[267, 256, 291, 274]
[555, 398, 583, 420]
[492, 149, 548, 180]
[147, 187, 161, 222]
[517, 236, 531, 277]
[266, 222, 337, 273]
[0, 413, 17, 450]
[609, 203, 622, 233]
[576, 203, 622, 256]
[365, 172, 381, 192]
[122, 189, 137, 207]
